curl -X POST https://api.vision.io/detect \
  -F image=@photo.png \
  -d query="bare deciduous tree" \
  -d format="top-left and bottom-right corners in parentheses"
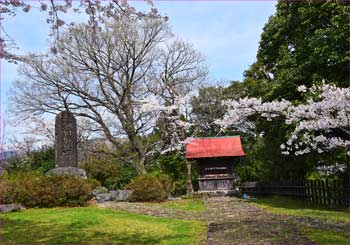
top-left (9, 14), bottom-right (207, 174)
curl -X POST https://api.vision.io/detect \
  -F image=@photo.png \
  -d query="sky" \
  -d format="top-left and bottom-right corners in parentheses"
top-left (1, 0), bottom-right (276, 146)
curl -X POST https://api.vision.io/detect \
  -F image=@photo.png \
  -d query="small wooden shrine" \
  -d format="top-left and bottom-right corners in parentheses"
top-left (186, 136), bottom-right (245, 192)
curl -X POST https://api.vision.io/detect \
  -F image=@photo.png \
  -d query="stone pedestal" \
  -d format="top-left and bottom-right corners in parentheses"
top-left (46, 166), bottom-right (87, 179)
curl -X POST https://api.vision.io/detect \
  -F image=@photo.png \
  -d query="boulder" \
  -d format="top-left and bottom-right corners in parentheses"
top-left (45, 167), bottom-right (87, 179)
top-left (95, 190), bottom-right (133, 203)
top-left (112, 190), bottom-right (133, 201)
top-left (95, 193), bottom-right (114, 203)
top-left (0, 204), bottom-right (25, 213)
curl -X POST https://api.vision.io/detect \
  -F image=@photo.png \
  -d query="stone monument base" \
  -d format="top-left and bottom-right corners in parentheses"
top-left (46, 167), bottom-right (87, 179)
top-left (196, 190), bottom-right (240, 197)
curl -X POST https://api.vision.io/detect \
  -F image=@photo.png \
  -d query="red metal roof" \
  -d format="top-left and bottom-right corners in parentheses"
top-left (185, 136), bottom-right (245, 159)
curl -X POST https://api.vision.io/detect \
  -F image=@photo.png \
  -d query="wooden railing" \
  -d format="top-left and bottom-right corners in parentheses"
top-left (240, 180), bottom-right (350, 208)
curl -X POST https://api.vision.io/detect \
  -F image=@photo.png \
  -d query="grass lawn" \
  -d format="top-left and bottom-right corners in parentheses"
top-left (304, 228), bottom-right (350, 245)
top-left (249, 195), bottom-right (350, 244)
top-left (0, 206), bottom-right (207, 244)
top-left (250, 195), bottom-right (350, 223)
top-left (158, 198), bottom-right (206, 212)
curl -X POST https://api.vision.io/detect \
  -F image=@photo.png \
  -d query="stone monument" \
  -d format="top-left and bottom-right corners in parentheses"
top-left (55, 110), bottom-right (77, 168)
top-left (46, 110), bottom-right (86, 179)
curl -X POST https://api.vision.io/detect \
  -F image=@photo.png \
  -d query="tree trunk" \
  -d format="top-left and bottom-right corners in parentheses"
top-left (135, 158), bottom-right (147, 175)
top-left (185, 159), bottom-right (193, 195)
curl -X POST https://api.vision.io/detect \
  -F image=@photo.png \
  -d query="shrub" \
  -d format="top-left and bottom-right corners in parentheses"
top-left (150, 172), bottom-right (173, 195)
top-left (82, 159), bottom-right (137, 190)
top-left (147, 154), bottom-right (201, 195)
top-left (126, 173), bottom-right (173, 202)
top-left (4, 147), bottom-right (55, 174)
top-left (147, 154), bottom-right (188, 196)
top-left (0, 173), bottom-right (93, 207)
top-left (30, 147), bottom-right (55, 173)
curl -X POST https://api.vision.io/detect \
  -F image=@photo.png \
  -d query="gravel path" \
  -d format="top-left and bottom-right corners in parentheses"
top-left (98, 196), bottom-right (349, 244)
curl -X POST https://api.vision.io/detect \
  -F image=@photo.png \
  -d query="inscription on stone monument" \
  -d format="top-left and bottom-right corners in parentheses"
top-left (55, 110), bottom-right (77, 167)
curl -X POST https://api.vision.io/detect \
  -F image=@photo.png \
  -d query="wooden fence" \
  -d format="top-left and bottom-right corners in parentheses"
top-left (240, 180), bottom-right (350, 208)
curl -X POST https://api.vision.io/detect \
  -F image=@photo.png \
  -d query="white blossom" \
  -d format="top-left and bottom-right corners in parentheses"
top-left (297, 85), bottom-right (307, 93)
top-left (218, 83), bottom-right (350, 156)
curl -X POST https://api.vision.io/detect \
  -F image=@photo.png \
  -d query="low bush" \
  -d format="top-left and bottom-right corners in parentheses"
top-left (126, 173), bottom-right (173, 202)
top-left (82, 159), bottom-right (137, 190)
top-left (147, 154), bottom-right (202, 195)
top-left (5, 147), bottom-right (55, 174)
top-left (0, 173), bottom-right (93, 207)
top-left (147, 154), bottom-right (190, 196)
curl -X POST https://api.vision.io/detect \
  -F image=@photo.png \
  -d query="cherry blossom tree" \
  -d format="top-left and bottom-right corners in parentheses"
top-left (9, 12), bottom-right (207, 174)
top-left (140, 93), bottom-right (197, 193)
top-left (1, 0), bottom-right (161, 174)
top-left (281, 84), bottom-right (350, 157)
top-left (215, 83), bottom-right (350, 190)
top-left (216, 83), bottom-right (350, 157)
top-left (1, 0), bottom-right (158, 62)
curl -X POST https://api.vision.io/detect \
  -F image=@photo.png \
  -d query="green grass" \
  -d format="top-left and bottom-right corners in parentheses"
top-left (159, 198), bottom-right (206, 212)
top-left (249, 195), bottom-right (350, 223)
top-left (0, 207), bottom-right (207, 244)
top-left (303, 228), bottom-right (350, 244)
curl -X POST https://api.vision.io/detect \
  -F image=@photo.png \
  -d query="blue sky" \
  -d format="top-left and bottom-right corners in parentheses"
top-left (1, 0), bottom-right (276, 142)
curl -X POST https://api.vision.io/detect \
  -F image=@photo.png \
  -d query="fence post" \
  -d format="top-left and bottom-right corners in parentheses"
top-left (311, 180), bottom-right (316, 205)
top-left (326, 179), bottom-right (330, 207)
top-left (331, 180), bottom-right (336, 208)
top-left (314, 180), bottom-right (318, 205)
top-left (301, 179), bottom-right (307, 202)
top-left (306, 180), bottom-right (309, 203)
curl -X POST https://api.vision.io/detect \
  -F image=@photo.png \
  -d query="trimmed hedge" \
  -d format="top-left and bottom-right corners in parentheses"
top-left (0, 173), bottom-right (94, 207)
top-left (126, 173), bottom-right (172, 202)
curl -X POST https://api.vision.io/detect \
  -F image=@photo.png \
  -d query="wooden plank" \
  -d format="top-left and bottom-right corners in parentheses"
top-left (311, 180), bottom-right (316, 204)
top-left (314, 180), bottom-right (318, 205)
top-left (345, 180), bottom-right (350, 208)
top-left (306, 180), bottom-right (310, 203)
top-left (316, 180), bottom-right (321, 205)
top-left (326, 179), bottom-right (331, 207)
top-left (331, 180), bottom-right (336, 207)
top-left (308, 180), bottom-right (312, 204)
top-left (303, 180), bottom-right (307, 204)
top-left (337, 181), bottom-right (343, 207)
top-left (321, 180), bottom-right (326, 206)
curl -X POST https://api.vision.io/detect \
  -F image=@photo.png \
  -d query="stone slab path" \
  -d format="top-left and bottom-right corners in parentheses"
top-left (98, 197), bottom-right (349, 244)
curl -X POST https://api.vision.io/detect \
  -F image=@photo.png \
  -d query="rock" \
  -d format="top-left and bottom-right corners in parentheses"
top-left (45, 167), bottom-right (87, 179)
top-left (95, 193), bottom-right (113, 203)
top-left (92, 186), bottom-right (108, 196)
top-left (95, 190), bottom-right (133, 203)
top-left (0, 204), bottom-right (25, 213)
top-left (113, 190), bottom-right (133, 202)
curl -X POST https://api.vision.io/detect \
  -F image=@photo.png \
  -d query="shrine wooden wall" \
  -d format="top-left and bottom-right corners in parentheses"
top-left (196, 157), bottom-right (238, 191)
